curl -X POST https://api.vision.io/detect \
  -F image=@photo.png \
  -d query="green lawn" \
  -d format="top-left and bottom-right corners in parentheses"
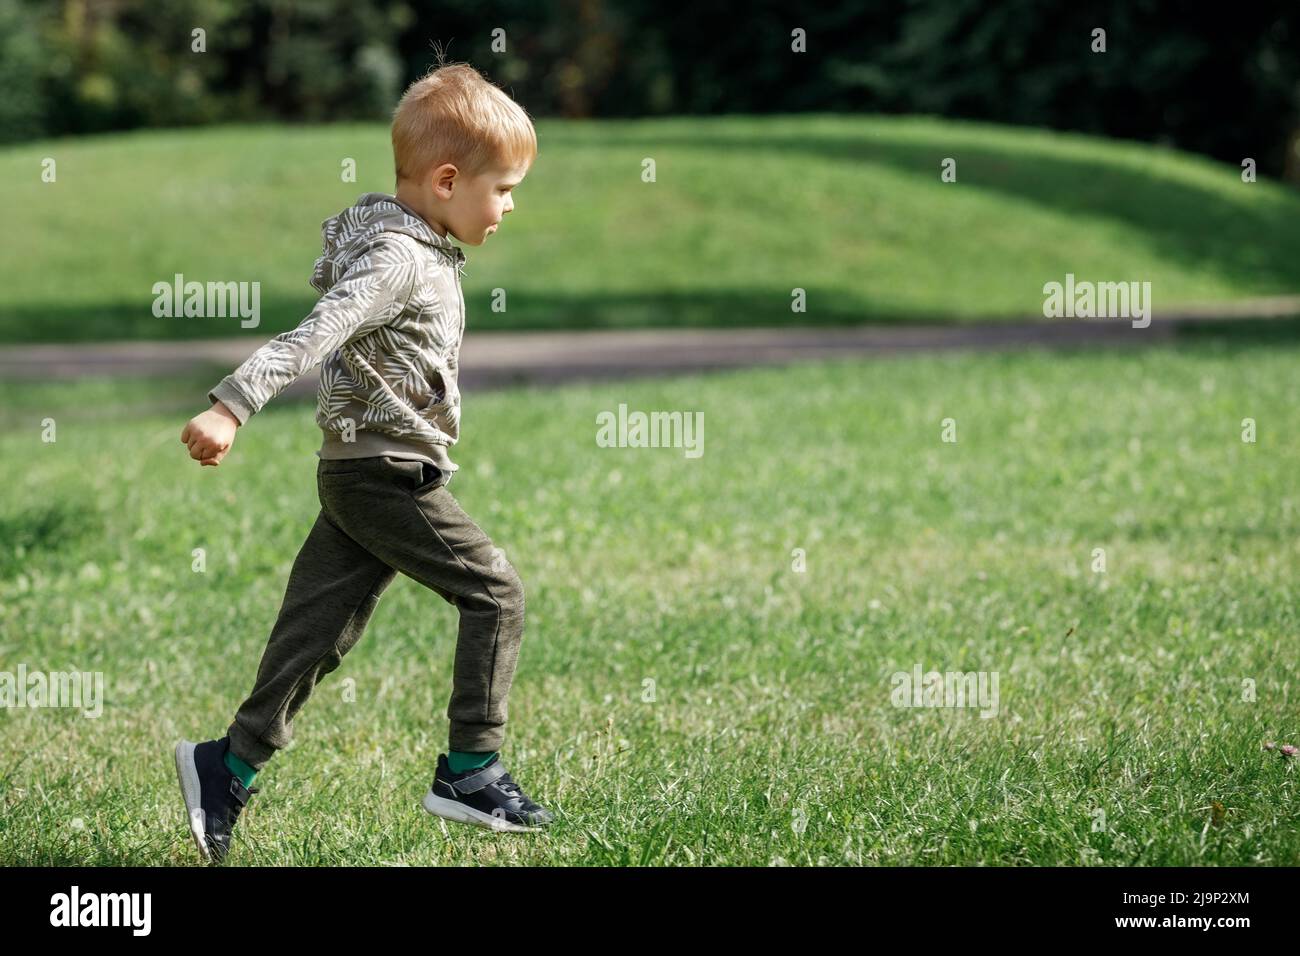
top-left (3, 115), bottom-right (1299, 342)
top-left (1, 338), bottom-right (1298, 865)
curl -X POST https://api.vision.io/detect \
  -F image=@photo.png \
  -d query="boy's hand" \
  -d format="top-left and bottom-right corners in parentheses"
top-left (181, 402), bottom-right (240, 466)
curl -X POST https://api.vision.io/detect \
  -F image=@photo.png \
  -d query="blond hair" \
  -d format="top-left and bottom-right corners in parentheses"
top-left (391, 61), bottom-right (537, 185)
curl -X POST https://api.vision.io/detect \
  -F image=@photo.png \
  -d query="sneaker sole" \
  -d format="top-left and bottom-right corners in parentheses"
top-left (421, 789), bottom-right (548, 833)
top-left (173, 740), bottom-right (212, 863)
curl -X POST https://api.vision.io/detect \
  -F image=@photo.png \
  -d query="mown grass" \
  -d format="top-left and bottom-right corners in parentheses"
top-left (1, 337), bottom-right (1298, 865)
top-left (3, 114), bottom-right (1298, 342)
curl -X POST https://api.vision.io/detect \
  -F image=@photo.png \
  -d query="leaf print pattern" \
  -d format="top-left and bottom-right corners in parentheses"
top-left (208, 193), bottom-right (469, 457)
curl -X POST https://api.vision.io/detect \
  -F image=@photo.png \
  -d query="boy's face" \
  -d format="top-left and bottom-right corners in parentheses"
top-left (440, 161), bottom-right (529, 246)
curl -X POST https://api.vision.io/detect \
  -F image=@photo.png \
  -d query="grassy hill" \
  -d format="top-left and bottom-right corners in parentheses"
top-left (2, 115), bottom-right (1299, 343)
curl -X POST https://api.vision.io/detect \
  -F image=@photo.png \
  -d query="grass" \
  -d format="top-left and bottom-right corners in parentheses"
top-left (3, 115), bottom-right (1299, 343)
top-left (1, 337), bottom-right (1298, 865)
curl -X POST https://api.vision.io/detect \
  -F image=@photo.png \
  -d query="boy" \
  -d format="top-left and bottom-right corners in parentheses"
top-left (174, 62), bottom-right (550, 864)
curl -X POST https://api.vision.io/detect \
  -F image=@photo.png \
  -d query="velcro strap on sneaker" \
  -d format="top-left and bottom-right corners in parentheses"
top-left (449, 762), bottom-right (507, 796)
top-left (229, 776), bottom-right (253, 806)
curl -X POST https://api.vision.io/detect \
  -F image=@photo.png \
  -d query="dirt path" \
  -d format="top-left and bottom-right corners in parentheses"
top-left (1, 302), bottom-right (1296, 397)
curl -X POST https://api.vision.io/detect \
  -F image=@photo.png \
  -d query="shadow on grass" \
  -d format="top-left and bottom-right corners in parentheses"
top-left (0, 502), bottom-right (104, 578)
top-left (0, 290), bottom-right (933, 344)
top-left (9, 297), bottom-right (1300, 348)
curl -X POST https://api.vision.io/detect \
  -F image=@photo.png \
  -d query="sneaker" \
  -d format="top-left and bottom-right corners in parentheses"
top-left (421, 753), bottom-right (554, 833)
top-left (174, 736), bottom-right (260, 863)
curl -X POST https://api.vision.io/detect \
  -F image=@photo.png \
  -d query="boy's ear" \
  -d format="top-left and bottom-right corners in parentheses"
top-left (432, 163), bottom-right (459, 195)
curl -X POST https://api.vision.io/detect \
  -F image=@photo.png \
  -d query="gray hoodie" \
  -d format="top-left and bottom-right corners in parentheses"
top-left (208, 193), bottom-right (468, 475)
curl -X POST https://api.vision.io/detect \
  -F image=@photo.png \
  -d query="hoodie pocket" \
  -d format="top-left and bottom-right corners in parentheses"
top-left (415, 362), bottom-right (459, 438)
top-left (421, 367), bottom-right (449, 410)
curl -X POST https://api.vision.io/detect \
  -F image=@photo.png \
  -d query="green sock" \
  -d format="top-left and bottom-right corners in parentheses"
top-left (224, 749), bottom-right (258, 788)
top-left (448, 750), bottom-right (497, 773)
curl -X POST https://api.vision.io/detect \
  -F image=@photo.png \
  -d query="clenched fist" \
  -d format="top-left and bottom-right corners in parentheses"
top-left (182, 401), bottom-right (240, 466)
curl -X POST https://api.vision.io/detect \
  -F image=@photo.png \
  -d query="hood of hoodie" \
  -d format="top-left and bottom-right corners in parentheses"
top-left (311, 192), bottom-right (466, 294)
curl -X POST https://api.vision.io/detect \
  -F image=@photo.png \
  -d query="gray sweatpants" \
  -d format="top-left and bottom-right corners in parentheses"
top-left (226, 455), bottom-right (526, 769)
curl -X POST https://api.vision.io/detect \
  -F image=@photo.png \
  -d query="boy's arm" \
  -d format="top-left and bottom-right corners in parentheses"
top-left (207, 235), bottom-right (419, 424)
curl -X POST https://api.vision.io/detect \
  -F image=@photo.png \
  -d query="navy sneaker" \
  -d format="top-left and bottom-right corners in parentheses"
top-left (422, 753), bottom-right (554, 832)
top-left (174, 736), bottom-right (259, 863)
